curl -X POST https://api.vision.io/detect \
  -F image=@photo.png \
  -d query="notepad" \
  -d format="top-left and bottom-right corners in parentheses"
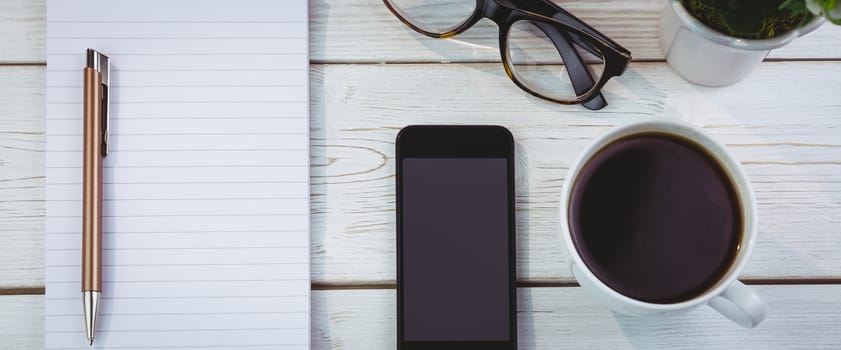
top-left (45, 1), bottom-right (310, 348)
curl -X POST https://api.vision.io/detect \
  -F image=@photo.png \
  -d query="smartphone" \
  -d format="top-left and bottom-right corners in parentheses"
top-left (396, 125), bottom-right (517, 350)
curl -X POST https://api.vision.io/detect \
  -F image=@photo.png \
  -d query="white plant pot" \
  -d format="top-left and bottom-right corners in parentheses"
top-left (659, 0), bottom-right (824, 86)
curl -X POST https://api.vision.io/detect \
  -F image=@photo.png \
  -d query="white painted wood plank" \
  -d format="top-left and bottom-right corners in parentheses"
top-left (308, 61), bottom-right (841, 284)
top-left (0, 295), bottom-right (44, 350)
top-left (312, 286), bottom-right (841, 349)
top-left (0, 0), bottom-right (45, 63)
top-left (3, 286), bottom-right (840, 349)
top-left (0, 66), bottom-right (44, 288)
top-left (774, 25), bottom-right (841, 60)
top-left (2, 62), bottom-right (841, 287)
top-left (311, 0), bottom-right (841, 63)
top-left (2, 0), bottom-right (840, 63)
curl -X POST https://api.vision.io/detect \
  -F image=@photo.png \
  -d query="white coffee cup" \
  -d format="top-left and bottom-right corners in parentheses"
top-left (559, 119), bottom-right (766, 328)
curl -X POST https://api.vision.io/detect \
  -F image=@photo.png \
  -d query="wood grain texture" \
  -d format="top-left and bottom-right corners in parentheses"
top-left (0, 66), bottom-right (44, 289)
top-left (3, 0), bottom-right (841, 64)
top-left (3, 285), bottom-right (840, 350)
top-left (310, 0), bottom-right (841, 63)
top-left (0, 1), bottom-right (839, 349)
top-left (311, 286), bottom-right (841, 349)
top-left (0, 295), bottom-right (43, 350)
top-left (308, 61), bottom-right (841, 284)
top-left (1, 62), bottom-right (841, 287)
top-left (0, 0), bottom-right (45, 64)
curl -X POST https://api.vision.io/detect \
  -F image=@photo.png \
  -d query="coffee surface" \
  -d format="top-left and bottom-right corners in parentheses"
top-left (570, 134), bottom-right (741, 303)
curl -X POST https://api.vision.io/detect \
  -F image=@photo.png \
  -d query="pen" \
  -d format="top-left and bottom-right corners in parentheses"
top-left (82, 48), bottom-right (110, 346)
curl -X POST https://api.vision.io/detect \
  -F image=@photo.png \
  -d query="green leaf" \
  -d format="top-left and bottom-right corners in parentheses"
top-left (780, 0), bottom-right (807, 12)
top-left (816, 0), bottom-right (837, 8)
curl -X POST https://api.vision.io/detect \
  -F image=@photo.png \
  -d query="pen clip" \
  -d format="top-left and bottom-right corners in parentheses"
top-left (87, 49), bottom-right (110, 157)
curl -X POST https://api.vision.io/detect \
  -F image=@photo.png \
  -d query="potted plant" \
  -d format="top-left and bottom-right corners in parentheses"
top-left (659, 0), bottom-right (840, 86)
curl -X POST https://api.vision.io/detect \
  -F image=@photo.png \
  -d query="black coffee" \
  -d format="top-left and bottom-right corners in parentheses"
top-left (570, 133), bottom-right (742, 304)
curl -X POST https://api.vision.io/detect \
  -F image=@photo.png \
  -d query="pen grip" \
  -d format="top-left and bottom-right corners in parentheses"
top-left (82, 67), bottom-right (103, 292)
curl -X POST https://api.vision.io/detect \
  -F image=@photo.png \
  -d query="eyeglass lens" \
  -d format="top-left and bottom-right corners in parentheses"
top-left (385, 0), bottom-right (615, 105)
top-left (507, 20), bottom-right (605, 102)
top-left (385, 0), bottom-right (476, 34)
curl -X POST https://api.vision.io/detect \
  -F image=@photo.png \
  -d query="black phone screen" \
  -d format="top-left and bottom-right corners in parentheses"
top-left (401, 157), bottom-right (511, 341)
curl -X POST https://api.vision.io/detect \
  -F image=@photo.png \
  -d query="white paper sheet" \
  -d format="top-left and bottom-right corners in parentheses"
top-left (45, 1), bottom-right (310, 348)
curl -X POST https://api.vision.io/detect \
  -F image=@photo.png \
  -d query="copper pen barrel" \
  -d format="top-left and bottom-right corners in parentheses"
top-left (82, 67), bottom-right (103, 292)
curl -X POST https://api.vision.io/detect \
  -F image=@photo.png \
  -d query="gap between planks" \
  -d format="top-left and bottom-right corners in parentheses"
top-left (311, 278), bottom-right (841, 290)
top-left (3, 51), bottom-right (840, 295)
top-left (2, 279), bottom-right (840, 296)
top-left (0, 62), bottom-right (45, 66)
top-left (308, 57), bottom-right (841, 65)
top-left (4, 57), bottom-right (841, 67)
top-left (0, 287), bottom-right (45, 296)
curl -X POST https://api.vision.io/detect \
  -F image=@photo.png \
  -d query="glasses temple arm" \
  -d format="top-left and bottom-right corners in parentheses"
top-left (535, 22), bottom-right (607, 110)
top-left (521, 1), bottom-right (629, 56)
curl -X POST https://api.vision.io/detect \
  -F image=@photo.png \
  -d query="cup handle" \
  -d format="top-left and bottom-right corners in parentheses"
top-left (708, 280), bottom-right (766, 328)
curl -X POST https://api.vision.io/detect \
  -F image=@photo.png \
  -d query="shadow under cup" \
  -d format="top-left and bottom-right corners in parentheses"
top-left (567, 131), bottom-right (744, 304)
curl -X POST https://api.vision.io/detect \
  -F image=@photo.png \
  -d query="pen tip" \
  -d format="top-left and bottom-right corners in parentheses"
top-left (83, 291), bottom-right (100, 347)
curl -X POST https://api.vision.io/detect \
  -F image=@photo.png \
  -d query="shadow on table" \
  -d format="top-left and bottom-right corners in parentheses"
top-left (400, 18), bottom-right (668, 116)
top-left (308, 1), bottom-right (333, 345)
top-left (515, 138), bottom-right (538, 348)
top-left (515, 139), bottom-right (536, 285)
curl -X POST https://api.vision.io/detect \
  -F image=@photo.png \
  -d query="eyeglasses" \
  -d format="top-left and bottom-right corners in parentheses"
top-left (383, 0), bottom-right (632, 110)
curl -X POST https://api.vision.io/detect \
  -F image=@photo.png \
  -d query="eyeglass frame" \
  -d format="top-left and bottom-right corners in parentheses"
top-left (384, 0), bottom-right (632, 110)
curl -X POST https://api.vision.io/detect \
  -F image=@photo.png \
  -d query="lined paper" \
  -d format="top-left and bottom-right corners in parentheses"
top-left (45, 1), bottom-right (310, 348)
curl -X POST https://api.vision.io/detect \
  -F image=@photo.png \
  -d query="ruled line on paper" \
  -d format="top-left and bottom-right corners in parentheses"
top-left (48, 20), bottom-right (308, 23)
top-left (46, 165), bottom-right (308, 169)
top-left (46, 263), bottom-right (310, 267)
top-left (46, 327), bottom-right (310, 333)
top-left (49, 36), bottom-right (307, 39)
top-left (47, 85), bottom-right (308, 88)
top-left (46, 68), bottom-right (306, 72)
top-left (46, 279), bottom-right (310, 284)
top-left (46, 345), bottom-right (308, 350)
top-left (45, 198), bottom-right (310, 202)
top-left (47, 52), bottom-right (308, 56)
top-left (45, 0), bottom-right (310, 348)
top-left (46, 117), bottom-right (307, 120)
top-left (47, 100), bottom-right (309, 104)
top-left (46, 229), bottom-right (307, 234)
top-left (46, 295), bottom-right (311, 301)
top-left (46, 246), bottom-right (310, 251)
top-left (46, 181), bottom-right (310, 185)
top-left (48, 132), bottom-right (309, 136)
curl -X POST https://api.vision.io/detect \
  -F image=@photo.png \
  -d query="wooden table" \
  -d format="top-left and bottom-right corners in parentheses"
top-left (2, 0), bottom-right (841, 348)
